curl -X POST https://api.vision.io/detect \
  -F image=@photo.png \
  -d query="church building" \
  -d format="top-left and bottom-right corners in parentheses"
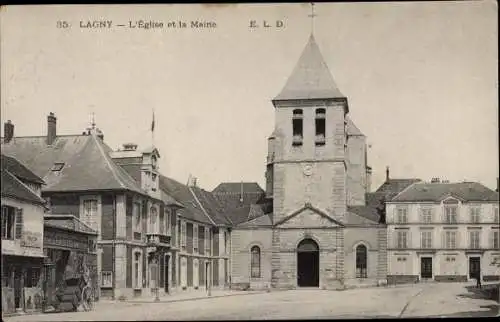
top-left (228, 34), bottom-right (388, 290)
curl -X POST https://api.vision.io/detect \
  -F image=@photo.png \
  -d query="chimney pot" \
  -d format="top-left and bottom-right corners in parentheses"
top-left (3, 120), bottom-right (14, 143)
top-left (47, 113), bottom-right (57, 145)
top-left (386, 166), bottom-right (390, 181)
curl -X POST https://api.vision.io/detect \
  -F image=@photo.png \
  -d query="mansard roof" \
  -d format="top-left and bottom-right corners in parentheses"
top-left (274, 34), bottom-right (345, 102)
top-left (391, 181), bottom-right (499, 203)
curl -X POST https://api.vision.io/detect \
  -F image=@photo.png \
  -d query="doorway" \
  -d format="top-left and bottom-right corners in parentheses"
top-left (164, 255), bottom-right (169, 293)
top-left (420, 257), bottom-right (433, 279)
top-left (297, 239), bottom-right (319, 287)
top-left (469, 257), bottom-right (481, 279)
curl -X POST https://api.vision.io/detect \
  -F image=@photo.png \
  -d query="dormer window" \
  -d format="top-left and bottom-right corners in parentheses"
top-left (292, 109), bottom-right (303, 146)
top-left (315, 108), bottom-right (326, 146)
top-left (51, 162), bottom-right (65, 171)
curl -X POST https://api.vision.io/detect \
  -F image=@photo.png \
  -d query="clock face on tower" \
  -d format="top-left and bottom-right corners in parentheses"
top-left (303, 164), bottom-right (313, 176)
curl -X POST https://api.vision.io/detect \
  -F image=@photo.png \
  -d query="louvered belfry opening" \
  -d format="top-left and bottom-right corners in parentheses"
top-left (297, 239), bottom-right (319, 287)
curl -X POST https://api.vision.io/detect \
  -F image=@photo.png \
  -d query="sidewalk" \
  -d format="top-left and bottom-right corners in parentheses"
top-left (96, 289), bottom-right (267, 306)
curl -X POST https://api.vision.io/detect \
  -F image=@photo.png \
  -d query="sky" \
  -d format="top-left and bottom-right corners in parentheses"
top-left (1, 2), bottom-right (498, 192)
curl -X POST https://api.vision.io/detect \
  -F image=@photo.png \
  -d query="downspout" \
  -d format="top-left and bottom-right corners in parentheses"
top-left (112, 194), bottom-right (117, 300)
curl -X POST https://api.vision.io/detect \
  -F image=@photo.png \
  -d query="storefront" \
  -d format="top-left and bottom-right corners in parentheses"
top-left (43, 215), bottom-right (98, 310)
top-left (1, 254), bottom-right (45, 315)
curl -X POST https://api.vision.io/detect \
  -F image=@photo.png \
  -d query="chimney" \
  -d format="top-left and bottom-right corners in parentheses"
top-left (122, 143), bottom-right (138, 151)
top-left (240, 181), bottom-right (244, 203)
top-left (3, 120), bottom-right (14, 143)
top-left (47, 112), bottom-right (57, 145)
top-left (188, 176), bottom-right (197, 187)
top-left (386, 166), bottom-right (390, 181)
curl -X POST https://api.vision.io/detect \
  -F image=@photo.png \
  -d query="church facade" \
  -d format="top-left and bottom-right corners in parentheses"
top-left (228, 35), bottom-right (389, 290)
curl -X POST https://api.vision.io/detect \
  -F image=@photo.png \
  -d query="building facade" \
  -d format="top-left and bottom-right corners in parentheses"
top-left (386, 181), bottom-right (500, 284)
top-left (1, 154), bottom-right (47, 315)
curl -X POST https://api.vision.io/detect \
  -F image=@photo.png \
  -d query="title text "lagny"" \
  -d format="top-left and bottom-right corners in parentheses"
top-left (80, 20), bottom-right (113, 29)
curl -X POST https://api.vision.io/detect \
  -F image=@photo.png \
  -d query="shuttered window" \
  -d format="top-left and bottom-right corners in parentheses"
top-left (1, 206), bottom-right (17, 240)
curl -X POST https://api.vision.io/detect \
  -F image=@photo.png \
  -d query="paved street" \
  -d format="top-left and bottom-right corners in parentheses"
top-left (4, 282), bottom-right (498, 321)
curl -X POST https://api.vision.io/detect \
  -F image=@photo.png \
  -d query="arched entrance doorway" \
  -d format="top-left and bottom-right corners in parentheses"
top-left (297, 239), bottom-right (319, 287)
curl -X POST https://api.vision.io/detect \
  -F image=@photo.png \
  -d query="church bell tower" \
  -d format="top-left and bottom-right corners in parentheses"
top-left (268, 34), bottom-right (349, 224)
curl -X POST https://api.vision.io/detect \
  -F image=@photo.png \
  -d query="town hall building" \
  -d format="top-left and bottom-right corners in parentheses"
top-left (226, 34), bottom-right (389, 290)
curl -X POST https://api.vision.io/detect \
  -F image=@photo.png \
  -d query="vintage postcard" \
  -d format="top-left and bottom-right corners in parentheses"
top-left (1, 2), bottom-right (498, 321)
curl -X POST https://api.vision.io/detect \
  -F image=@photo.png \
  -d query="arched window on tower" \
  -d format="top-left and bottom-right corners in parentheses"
top-left (356, 244), bottom-right (368, 278)
top-left (250, 246), bottom-right (261, 278)
top-left (292, 109), bottom-right (303, 146)
top-left (315, 108), bottom-right (326, 146)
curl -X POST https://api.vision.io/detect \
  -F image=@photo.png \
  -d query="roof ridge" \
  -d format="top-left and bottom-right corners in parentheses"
top-left (3, 169), bottom-right (46, 205)
top-left (390, 181), bottom-right (420, 201)
top-left (90, 135), bottom-right (126, 190)
top-left (189, 186), bottom-right (217, 226)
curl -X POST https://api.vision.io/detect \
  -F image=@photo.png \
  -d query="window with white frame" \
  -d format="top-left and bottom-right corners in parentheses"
top-left (492, 230), bottom-right (499, 249)
top-left (224, 231), bottom-right (229, 255)
top-left (181, 221), bottom-right (187, 250)
top-left (133, 250), bottom-right (143, 289)
top-left (150, 206), bottom-right (158, 233)
top-left (1, 206), bottom-right (17, 240)
top-left (421, 208), bottom-right (433, 223)
top-left (250, 246), bottom-right (261, 278)
top-left (101, 271), bottom-right (112, 287)
top-left (177, 219), bottom-right (181, 246)
top-left (396, 207), bottom-right (408, 224)
top-left (396, 231), bottom-right (408, 249)
top-left (468, 230), bottom-right (480, 249)
top-left (193, 224), bottom-right (199, 253)
top-left (420, 231), bottom-right (433, 249)
top-left (444, 206), bottom-right (458, 224)
top-left (159, 210), bottom-right (165, 235)
top-left (205, 227), bottom-right (211, 255)
top-left (165, 209), bottom-right (171, 235)
top-left (469, 207), bottom-right (481, 224)
top-left (133, 202), bottom-right (141, 234)
top-left (444, 231), bottom-right (457, 249)
top-left (82, 199), bottom-right (98, 230)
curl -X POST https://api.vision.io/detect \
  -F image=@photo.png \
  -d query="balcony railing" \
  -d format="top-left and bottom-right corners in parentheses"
top-left (146, 233), bottom-right (171, 246)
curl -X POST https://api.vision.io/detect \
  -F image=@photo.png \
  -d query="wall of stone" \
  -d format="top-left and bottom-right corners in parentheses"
top-left (273, 162), bottom-right (346, 224)
top-left (230, 228), bottom-right (273, 289)
top-left (271, 228), bottom-right (343, 289)
top-left (344, 227), bottom-right (386, 283)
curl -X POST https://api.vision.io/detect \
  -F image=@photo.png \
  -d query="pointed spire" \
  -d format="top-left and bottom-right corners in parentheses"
top-left (274, 34), bottom-right (345, 101)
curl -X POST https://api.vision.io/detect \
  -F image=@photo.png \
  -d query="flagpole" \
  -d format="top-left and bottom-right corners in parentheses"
top-left (151, 108), bottom-right (155, 147)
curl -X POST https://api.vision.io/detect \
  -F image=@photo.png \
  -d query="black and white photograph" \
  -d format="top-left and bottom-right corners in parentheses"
top-left (1, 2), bottom-right (498, 320)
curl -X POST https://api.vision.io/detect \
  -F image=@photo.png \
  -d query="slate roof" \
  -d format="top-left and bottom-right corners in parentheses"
top-left (158, 175), bottom-right (214, 225)
top-left (274, 34), bottom-right (345, 101)
top-left (346, 206), bottom-right (380, 225)
top-left (212, 182), bottom-right (266, 225)
top-left (191, 187), bottom-right (232, 226)
top-left (236, 213), bottom-right (273, 228)
top-left (1, 135), bottom-right (145, 194)
top-left (44, 215), bottom-right (97, 235)
top-left (1, 154), bottom-right (45, 184)
top-left (212, 182), bottom-right (264, 194)
top-left (391, 182), bottom-right (499, 202)
top-left (346, 116), bottom-right (364, 136)
top-left (1, 169), bottom-right (46, 205)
